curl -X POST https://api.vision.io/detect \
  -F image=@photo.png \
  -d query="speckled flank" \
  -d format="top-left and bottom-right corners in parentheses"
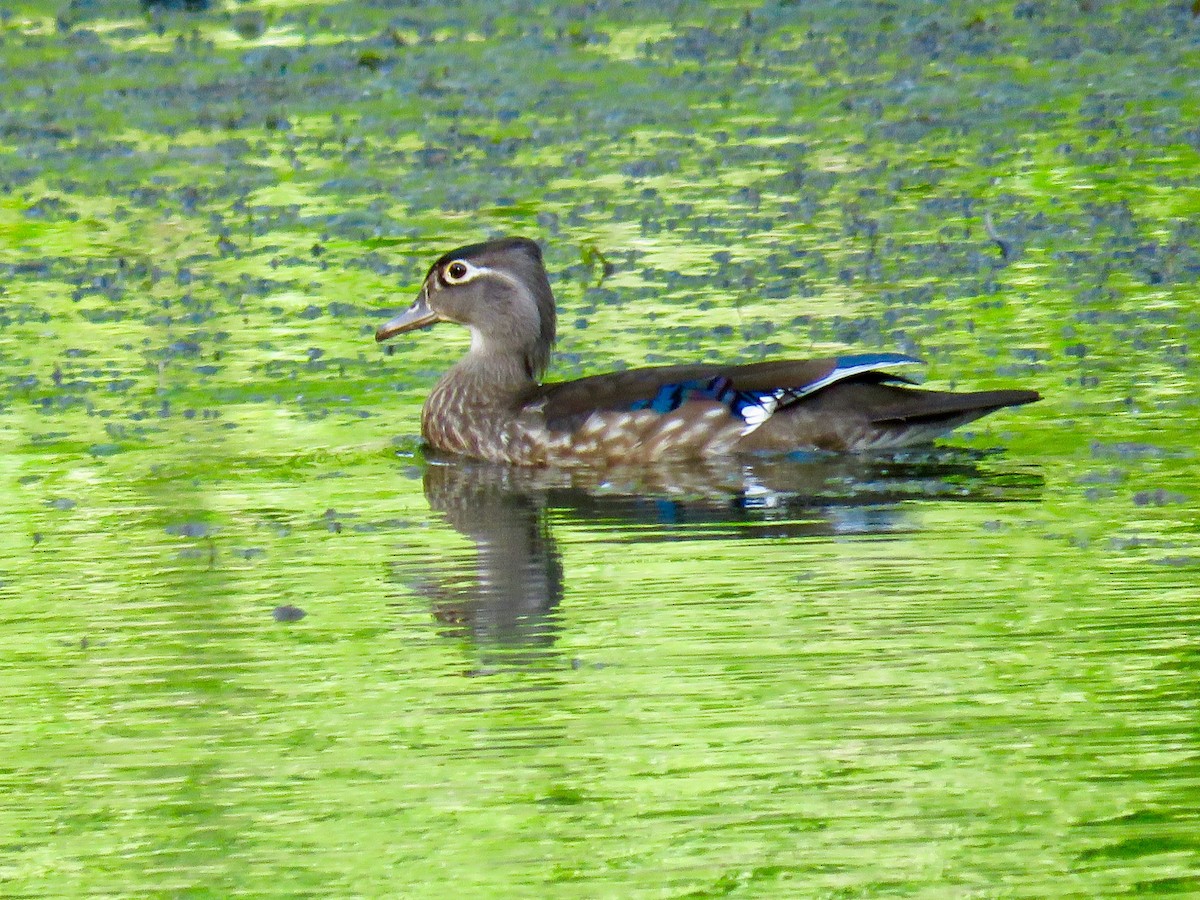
top-left (421, 380), bottom-right (994, 465)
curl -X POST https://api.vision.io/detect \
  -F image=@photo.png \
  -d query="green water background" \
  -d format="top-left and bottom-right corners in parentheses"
top-left (1, 1), bottom-right (1198, 896)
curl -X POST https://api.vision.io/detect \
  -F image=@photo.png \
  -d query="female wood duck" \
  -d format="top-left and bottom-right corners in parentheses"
top-left (376, 237), bottom-right (1040, 466)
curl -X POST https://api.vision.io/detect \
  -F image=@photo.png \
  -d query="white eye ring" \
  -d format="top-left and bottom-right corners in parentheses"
top-left (442, 259), bottom-right (483, 284)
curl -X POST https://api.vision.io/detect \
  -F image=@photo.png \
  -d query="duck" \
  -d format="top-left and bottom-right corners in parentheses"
top-left (375, 237), bottom-right (1040, 466)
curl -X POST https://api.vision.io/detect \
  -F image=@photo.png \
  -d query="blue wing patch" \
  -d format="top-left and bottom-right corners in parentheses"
top-left (627, 354), bottom-right (924, 433)
top-left (628, 376), bottom-right (790, 432)
top-left (629, 377), bottom-right (732, 414)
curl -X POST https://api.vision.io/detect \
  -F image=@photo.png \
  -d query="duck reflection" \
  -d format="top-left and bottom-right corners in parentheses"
top-left (413, 459), bottom-right (564, 651)
top-left (391, 451), bottom-right (1041, 662)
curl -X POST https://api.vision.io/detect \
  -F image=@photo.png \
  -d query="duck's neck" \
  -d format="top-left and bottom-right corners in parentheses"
top-left (444, 348), bottom-right (539, 403)
top-left (421, 348), bottom-right (541, 457)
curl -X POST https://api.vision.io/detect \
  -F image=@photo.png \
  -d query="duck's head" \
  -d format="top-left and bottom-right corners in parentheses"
top-left (376, 237), bottom-right (557, 379)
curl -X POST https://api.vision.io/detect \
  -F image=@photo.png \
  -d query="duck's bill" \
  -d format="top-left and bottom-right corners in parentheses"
top-left (375, 294), bottom-right (443, 342)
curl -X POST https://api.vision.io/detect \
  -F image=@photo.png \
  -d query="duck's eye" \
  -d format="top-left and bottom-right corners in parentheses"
top-left (445, 261), bottom-right (469, 282)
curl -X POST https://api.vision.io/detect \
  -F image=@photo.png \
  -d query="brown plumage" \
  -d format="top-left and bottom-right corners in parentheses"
top-left (375, 238), bottom-right (1040, 466)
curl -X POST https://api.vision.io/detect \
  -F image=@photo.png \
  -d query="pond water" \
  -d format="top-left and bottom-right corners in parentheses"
top-left (2, 1), bottom-right (1198, 896)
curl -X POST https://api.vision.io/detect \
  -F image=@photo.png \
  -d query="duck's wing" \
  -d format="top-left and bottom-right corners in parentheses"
top-left (527, 354), bottom-right (928, 434)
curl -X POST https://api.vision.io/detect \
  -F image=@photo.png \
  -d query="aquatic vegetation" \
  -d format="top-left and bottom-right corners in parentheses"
top-left (1, 1), bottom-right (1197, 896)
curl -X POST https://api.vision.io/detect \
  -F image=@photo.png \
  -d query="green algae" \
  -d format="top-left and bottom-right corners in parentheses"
top-left (1, 0), bottom-right (1199, 896)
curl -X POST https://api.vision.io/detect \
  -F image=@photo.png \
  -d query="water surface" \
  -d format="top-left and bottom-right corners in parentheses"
top-left (2, 1), bottom-right (1198, 895)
